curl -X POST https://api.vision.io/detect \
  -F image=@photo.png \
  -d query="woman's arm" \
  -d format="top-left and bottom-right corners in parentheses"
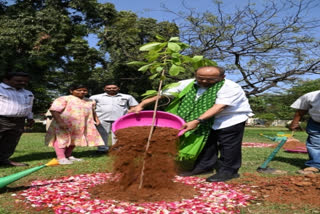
top-left (50, 110), bottom-right (69, 130)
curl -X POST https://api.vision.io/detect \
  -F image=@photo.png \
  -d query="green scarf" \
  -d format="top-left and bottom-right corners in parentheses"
top-left (166, 79), bottom-right (225, 161)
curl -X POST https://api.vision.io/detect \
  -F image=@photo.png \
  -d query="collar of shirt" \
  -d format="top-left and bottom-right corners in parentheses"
top-left (0, 82), bottom-right (23, 91)
top-left (103, 93), bottom-right (121, 97)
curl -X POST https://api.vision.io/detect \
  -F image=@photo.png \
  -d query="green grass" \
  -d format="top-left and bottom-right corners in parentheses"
top-left (0, 128), bottom-right (318, 213)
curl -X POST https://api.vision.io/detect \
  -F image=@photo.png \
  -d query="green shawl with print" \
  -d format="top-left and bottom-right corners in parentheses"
top-left (166, 79), bottom-right (225, 161)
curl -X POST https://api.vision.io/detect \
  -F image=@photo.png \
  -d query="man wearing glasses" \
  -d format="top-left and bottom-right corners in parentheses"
top-left (129, 66), bottom-right (252, 182)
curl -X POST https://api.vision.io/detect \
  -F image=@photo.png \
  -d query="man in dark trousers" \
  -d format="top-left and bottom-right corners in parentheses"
top-left (0, 72), bottom-right (34, 166)
top-left (129, 66), bottom-right (252, 182)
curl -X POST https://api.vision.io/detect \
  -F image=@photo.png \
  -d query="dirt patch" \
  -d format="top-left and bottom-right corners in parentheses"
top-left (89, 126), bottom-right (198, 202)
top-left (231, 173), bottom-right (320, 208)
top-left (89, 127), bottom-right (316, 208)
top-left (282, 137), bottom-right (307, 152)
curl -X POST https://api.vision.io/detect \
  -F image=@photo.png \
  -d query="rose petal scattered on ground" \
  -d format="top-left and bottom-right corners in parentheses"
top-left (242, 142), bottom-right (275, 148)
top-left (13, 173), bottom-right (254, 214)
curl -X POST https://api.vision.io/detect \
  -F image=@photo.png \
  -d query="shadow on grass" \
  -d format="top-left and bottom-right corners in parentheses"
top-left (0, 185), bottom-right (30, 193)
top-left (10, 150), bottom-right (108, 163)
top-left (272, 156), bottom-right (306, 169)
top-left (0, 179), bottom-right (77, 194)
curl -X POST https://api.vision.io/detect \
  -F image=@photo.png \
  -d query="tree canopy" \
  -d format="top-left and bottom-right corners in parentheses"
top-left (250, 79), bottom-right (320, 121)
top-left (165, 0), bottom-right (320, 96)
top-left (0, 0), bottom-right (179, 112)
top-left (0, 0), bottom-right (118, 112)
top-left (1, 0), bottom-right (320, 114)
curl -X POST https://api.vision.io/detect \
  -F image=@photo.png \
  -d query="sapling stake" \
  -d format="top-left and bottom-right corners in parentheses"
top-left (138, 69), bottom-right (165, 189)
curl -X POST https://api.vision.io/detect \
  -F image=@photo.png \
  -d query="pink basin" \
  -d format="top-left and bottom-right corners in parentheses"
top-left (112, 110), bottom-right (186, 136)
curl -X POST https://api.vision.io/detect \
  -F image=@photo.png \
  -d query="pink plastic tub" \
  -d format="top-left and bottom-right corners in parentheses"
top-left (112, 110), bottom-right (186, 136)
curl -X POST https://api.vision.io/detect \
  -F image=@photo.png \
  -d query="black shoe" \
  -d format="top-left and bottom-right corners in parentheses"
top-left (179, 168), bottom-right (212, 177)
top-left (94, 150), bottom-right (108, 155)
top-left (0, 160), bottom-right (29, 167)
top-left (206, 173), bottom-right (240, 182)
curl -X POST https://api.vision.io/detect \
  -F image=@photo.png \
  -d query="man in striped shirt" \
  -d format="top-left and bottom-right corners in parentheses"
top-left (0, 72), bottom-right (34, 166)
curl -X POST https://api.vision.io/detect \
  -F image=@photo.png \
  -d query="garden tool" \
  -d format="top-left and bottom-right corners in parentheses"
top-left (257, 133), bottom-right (289, 174)
top-left (0, 158), bottom-right (59, 189)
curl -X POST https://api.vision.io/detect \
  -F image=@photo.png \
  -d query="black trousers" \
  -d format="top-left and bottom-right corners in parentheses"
top-left (0, 117), bottom-right (25, 162)
top-left (193, 121), bottom-right (246, 174)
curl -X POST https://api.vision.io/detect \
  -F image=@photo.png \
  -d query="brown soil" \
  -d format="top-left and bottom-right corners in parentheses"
top-left (282, 137), bottom-right (307, 152)
top-left (89, 126), bottom-right (198, 202)
top-left (231, 173), bottom-right (320, 208)
top-left (89, 126), bottom-right (318, 209)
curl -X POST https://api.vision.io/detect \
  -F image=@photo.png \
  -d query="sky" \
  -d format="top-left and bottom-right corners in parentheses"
top-left (88, 0), bottom-right (260, 47)
top-left (99, 0), bottom-right (235, 21)
top-left (90, 0), bottom-right (319, 45)
top-left (90, 0), bottom-right (320, 85)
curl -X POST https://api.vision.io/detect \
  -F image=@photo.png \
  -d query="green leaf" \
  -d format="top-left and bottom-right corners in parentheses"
top-left (146, 52), bottom-right (160, 62)
top-left (156, 66), bottom-right (163, 72)
top-left (141, 90), bottom-right (157, 97)
top-left (155, 35), bottom-right (166, 41)
top-left (192, 55), bottom-right (204, 62)
top-left (203, 59), bottom-right (217, 66)
top-left (139, 42), bottom-right (162, 51)
top-left (127, 61), bottom-right (147, 66)
top-left (149, 73), bottom-right (159, 79)
top-left (171, 53), bottom-right (181, 58)
top-left (167, 42), bottom-right (181, 52)
top-left (169, 37), bottom-right (180, 42)
top-left (169, 64), bottom-right (185, 76)
top-left (138, 63), bottom-right (153, 72)
top-left (182, 55), bottom-right (192, 63)
top-left (162, 82), bottom-right (181, 91)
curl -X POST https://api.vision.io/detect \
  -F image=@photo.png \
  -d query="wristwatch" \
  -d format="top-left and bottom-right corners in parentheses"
top-left (196, 118), bottom-right (205, 123)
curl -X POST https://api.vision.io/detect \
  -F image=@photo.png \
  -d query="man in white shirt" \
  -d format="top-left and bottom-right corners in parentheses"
top-left (0, 72), bottom-right (34, 166)
top-left (130, 66), bottom-right (252, 182)
top-left (289, 90), bottom-right (320, 174)
top-left (90, 83), bottom-right (139, 154)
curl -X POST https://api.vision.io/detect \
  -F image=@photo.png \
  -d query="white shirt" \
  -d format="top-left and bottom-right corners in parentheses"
top-left (90, 93), bottom-right (139, 121)
top-left (0, 83), bottom-right (34, 119)
top-left (164, 79), bottom-right (253, 130)
top-left (290, 90), bottom-right (320, 123)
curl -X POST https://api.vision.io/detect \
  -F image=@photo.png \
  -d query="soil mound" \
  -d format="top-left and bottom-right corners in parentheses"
top-left (89, 126), bottom-right (198, 202)
top-left (232, 173), bottom-right (320, 208)
top-left (283, 137), bottom-right (307, 152)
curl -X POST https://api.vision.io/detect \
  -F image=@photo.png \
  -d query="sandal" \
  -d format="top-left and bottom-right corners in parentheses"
top-left (58, 158), bottom-right (73, 165)
top-left (68, 156), bottom-right (83, 162)
top-left (297, 167), bottom-right (319, 175)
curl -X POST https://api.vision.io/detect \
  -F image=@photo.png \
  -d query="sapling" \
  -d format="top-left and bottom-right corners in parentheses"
top-left (128, 35), bottom-right (217, 189)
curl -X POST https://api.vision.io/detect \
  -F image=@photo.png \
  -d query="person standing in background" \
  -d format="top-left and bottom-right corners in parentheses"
top-left (0, 72), bottom-right (34, 166)
top-left (90, 82), bottom-right (139, 154)
top-left (45, 84), bottom-right (104, 164)
top-left (289, 90), bottom-right (320, 174)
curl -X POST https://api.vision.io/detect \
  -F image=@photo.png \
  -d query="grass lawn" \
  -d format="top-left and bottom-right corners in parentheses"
top-left (0, 127), bottom-right (317, 213)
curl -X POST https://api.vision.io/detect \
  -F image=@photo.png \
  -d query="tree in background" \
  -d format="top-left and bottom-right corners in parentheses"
top-left (0, 0), bottom-right (117, 113)
top-left (250, 79), bottom-right (320, 122)
top-left (164, 0), bottom-right (320, 96)
top-left (97, 10), bottom-right (180, 98)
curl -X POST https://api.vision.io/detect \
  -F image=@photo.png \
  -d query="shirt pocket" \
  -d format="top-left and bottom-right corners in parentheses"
top-left (24, 94), bottom-right (34, 105)
top-left (118, 98), bottom-right (128, 106)
top-left (0, 94), bottom-right (9, 103)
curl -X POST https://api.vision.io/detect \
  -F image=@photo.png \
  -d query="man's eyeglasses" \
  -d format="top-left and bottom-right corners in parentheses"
top-left (196, 77), bottom-right (221, 82)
